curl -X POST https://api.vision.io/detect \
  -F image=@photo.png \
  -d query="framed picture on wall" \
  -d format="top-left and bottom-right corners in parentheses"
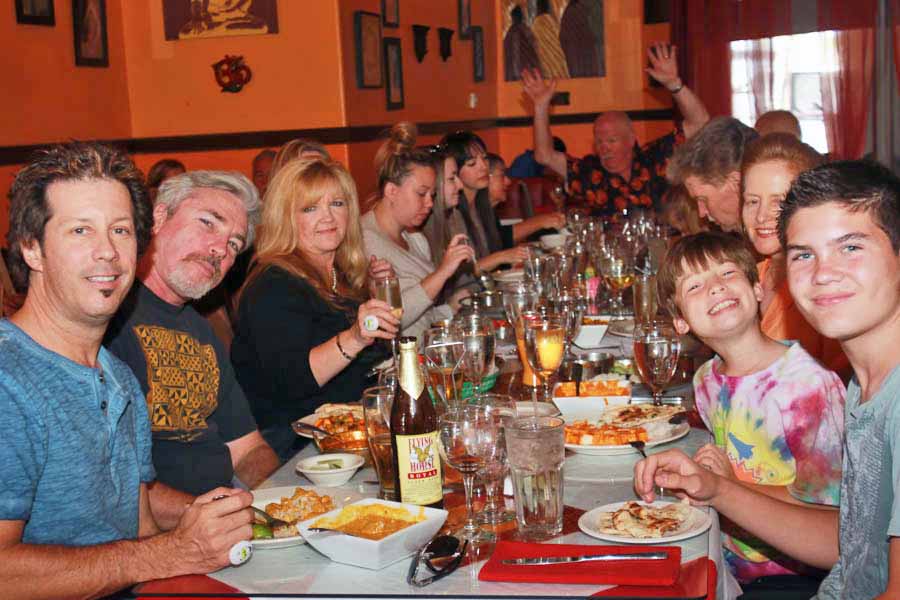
top-left (383, 37), bottom-right (404, 110)
top-left (382, 0), bottom-right (399, 28)
top-left (458, 0), bottom-right (471, 39)
top-left (15, 0), bottom-right (55, 25)
top-left (162, 0), bottom-right (278, 41)
top-left (472, 26), bottom-right (484, 82)
top-left (354, 11), bottom-right (383, 89)
top-left (73, 0), bottom-right (108, 67)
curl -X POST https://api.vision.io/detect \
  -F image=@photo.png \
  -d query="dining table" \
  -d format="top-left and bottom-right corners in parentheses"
top-left (136, 323), bottom-right (742, 600)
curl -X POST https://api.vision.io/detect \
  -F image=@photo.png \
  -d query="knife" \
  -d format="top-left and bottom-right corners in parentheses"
top-left (502, 551), bottom-right (668, 565)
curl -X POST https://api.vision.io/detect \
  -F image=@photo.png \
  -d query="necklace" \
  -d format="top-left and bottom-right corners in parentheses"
top-left (331, 265), bottom-right (338, 293)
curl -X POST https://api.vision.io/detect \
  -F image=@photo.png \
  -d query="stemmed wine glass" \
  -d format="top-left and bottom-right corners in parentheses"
top-left (633, 320), bottom-right (682, 406)
top-left (550, 287), bottom-right (585, 357)
top-left (374, 275), bottom-right (403, 364)
top-left (522, 314), bottom-right (566, 413)
top-left (437, 406), bottom-right (501, 544)
top-left (422, 326), bottom-right (465, 410)
top-left (471, 393), bottom-right (517, 525)
top-left (598, 236), bottom-right (635, 318)
top-left (455, 315), bottom-right (495, 402)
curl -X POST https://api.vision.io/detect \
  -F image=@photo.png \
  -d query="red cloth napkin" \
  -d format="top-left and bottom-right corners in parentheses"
top-left (479, 540), bottom-right (681, 586)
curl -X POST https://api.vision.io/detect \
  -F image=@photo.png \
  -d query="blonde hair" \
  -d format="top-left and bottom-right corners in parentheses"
top-left (270, 138), bottom-right (331, 179)
top-left (374, 122), bottom-right (435, 197)
top-left (247, 158), bottom-right (369, 310)
top-left (660, 184), bottom-right (705, 236)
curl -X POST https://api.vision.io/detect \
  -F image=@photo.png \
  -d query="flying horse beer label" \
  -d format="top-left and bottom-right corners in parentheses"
top-left (396, 431), bottom-right (443, 504)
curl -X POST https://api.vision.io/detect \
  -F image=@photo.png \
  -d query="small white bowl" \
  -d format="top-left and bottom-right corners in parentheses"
top-left (540, 233), bottom-right (566, 249)
top-left (514, 401), bottom-right (561, 418)
top-left (295, 453), bottom-right (364, 487)
top-left (297, 498), bottom-right (448, 570)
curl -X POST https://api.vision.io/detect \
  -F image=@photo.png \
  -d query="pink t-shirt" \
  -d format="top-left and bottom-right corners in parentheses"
top-left (693, 342), bottom-right (846, 582)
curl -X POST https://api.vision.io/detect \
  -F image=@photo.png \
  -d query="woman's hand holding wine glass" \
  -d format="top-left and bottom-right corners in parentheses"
top-left (349, 299), bottom-right (400, 347)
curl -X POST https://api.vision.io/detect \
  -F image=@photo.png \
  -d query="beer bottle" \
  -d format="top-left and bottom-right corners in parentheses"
top-left (391, 336), bottom-right (444, 508)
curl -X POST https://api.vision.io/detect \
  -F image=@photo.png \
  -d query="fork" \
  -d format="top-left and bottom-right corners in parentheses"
top-left (629, 441), bottom-right (667, 500)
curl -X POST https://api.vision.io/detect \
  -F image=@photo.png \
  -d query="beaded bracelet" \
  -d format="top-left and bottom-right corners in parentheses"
top-left (335, 334), bottom-right (353, 361)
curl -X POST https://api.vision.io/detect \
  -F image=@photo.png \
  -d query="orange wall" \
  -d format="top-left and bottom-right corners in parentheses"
top-left (0, 0), bottom-right (131, 146)
top-left (120, 1), bottom-right (346, 137)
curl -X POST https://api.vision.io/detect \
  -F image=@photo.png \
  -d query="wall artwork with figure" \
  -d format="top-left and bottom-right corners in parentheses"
top-left (384, 37), bottom-right (404, 110)
top-left (501, 0), bottom-right (605, 81)
top-left (16, 0), bottom-right (55, 25)
top-left (73, 0), bottom-right (108, 67)
top-left (355, 11), bottom-right (383, 89)
top-left (163, 0), bottom-right (279, 41)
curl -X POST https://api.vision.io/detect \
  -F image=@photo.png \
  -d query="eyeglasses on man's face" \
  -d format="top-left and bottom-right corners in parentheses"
top-left (406, 534), bottom-right (468, 587)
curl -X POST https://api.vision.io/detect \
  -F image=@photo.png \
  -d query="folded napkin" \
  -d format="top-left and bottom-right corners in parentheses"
top-left (479, 540), bottom-right (681, 586)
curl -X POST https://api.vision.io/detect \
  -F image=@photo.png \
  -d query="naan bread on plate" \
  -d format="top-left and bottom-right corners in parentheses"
top-left (598, 404), bottom-right (682, 428)
top-left (595, 501), bottom-right (691, 539)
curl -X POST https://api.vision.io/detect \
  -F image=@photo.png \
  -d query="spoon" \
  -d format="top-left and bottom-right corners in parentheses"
top-left (305, 526), bottom-right (372, 539)
top-left (251, 506), bottom-right (292, 530)
top-left (292, 420), bottom-right (333, 438)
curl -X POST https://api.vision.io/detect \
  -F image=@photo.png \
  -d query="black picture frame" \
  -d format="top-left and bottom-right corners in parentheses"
top-left (458, 0), bottom-right (471, 40)
top-left (381, 0), bottom-right (399, 28)
top-left (15, 0), bottom-right (55, 25)
top-left (354, 10), bottom-right (383, 89)
top-left (471, 26), bottom-right (484, 82)
top-left (383, 37), bottom-right (404, 110)
top-left (73, 0), bottom-right (108, 67)
top-left (643, 0), bottom-right (670, 24)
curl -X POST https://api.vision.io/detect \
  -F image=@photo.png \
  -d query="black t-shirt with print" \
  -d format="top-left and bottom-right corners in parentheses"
top-left (105, 282), bottom-right (257, 495)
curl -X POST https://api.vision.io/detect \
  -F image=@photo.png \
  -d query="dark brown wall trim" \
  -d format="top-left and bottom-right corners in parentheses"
top-left (0, 109), bottom-right (673, 166)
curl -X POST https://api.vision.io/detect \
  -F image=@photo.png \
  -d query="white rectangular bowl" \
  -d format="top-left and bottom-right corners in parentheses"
top-left (296, 498), bottom-right (448, 570)
top-left (552, 394), bottom-right (631, 422)
top-left (573, 322), bottom-right (611, 349)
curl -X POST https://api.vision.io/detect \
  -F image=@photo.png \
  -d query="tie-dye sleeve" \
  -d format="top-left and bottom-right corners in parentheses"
top-left (782, 369), bottom-right (846, 505)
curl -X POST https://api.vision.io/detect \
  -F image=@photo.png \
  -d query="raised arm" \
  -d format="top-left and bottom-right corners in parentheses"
top-left (635, 449), bottom-right (839, 569)
top-left (646, 42), bottom-right (709, 139)
top-left (521, 68), bottom-right (567, 178)
top-left (0, 486), bottom-right (252, 600)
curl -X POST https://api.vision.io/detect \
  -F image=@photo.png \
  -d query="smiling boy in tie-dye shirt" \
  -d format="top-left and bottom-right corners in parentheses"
top-left (656, 231), bottom-right (845, 584)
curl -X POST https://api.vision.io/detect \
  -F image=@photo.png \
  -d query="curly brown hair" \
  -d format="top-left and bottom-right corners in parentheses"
top-left (6, 142), bottom-right (153, 293)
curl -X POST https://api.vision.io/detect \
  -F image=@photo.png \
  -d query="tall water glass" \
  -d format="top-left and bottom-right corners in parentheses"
top-left (362, 386), bottom-right (396, 501)
top-left (633, 320), bottom-right (682, 406)
top-left (506, 416), bottom-right (565, 540)
top-left (633, 273), bottom-right (659, 325)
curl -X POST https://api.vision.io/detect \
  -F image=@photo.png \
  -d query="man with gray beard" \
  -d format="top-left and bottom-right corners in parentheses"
top-left (105, 171), bottom-right (278, 524)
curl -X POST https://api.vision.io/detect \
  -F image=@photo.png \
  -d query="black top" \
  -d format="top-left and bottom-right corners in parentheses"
top-left (104, 282), bottom-right (258, 495)
top-left (230, 267), bottom-right (385, 461)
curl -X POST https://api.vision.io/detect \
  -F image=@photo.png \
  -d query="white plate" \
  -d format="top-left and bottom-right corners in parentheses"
top-left (493, 268), bottom-right (525, 283)
top-left (578, 500), bottom-right (712, 544)
top-left (499, 218), bottom-right (523, 226)
top-left (552, 394), bottom-right (631, 422)
top-left (573, 323), bottom-right (611, 349)
top-left (607, 318), bottom-right (636, 338)
top-left (564, 422), bottom-right (690, 456)
top-left (251, 486), bottom-right (359, 549)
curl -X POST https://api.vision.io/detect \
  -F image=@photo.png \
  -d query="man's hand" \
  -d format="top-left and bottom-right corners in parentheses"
top-left (521, 68), bottom-right (557, 109)
top-left (646, 42), bottom-right (681, 90)
top-left (634, 448), bottom-right (721, 505)
top-left (693, 444), bottom-right (736, 480)
top-left (168, 488), bottom-right (253, 574)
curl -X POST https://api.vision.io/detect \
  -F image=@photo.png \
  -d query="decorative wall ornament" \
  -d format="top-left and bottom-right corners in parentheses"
top-left (382, 0), bottom-right (399, 27)
top-left (163, 0), bottom-right (278, 41)
top-left (73, 0), bottom-right (108, 67)
top-left (458, 0), bottom-right (472, 39)
top-left (412, 25), bottom-right (430, 63)
top-left (383, 37), bottom-right (404, 110)
top-left (438, 28), bottom-right (454, 61)
top-left (354, 11), bottom-right (384, 89)
top-left (15, 0), bottom-right (55, 25)
top-left (212, 55), bottom-right (252, 93)
top-left (471, 25), bottom-right (484, 82)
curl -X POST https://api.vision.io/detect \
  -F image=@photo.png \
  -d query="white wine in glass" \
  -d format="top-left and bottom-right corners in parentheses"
top-left (523, 315), bottom-right (566, 414)
top-left (375, 275), bottom-right (403, 363)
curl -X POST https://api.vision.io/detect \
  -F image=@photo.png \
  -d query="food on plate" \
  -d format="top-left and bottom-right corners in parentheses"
top-left (610, 359), bottom-right (634, 377)
top-left (305, 458), bottom-right (346, 471)
top-left (595, 501), bottom-right (690, 539)
top-left (252, 523), bottom-right (274, 539)
top-left (582, 316), bottom-right (610, 326)
top-left (564, 420), bottom-right (648, 445)
top-left (312, 503), bottom-right (426, 541)
top-left (555, 374), bottom-right (630, 397)
top-left (255, 487), bottom-right (335, 539)
top-left (597, 404), bottom-right (682, 428)
top-left (312, 404), bottom-right (368, 451)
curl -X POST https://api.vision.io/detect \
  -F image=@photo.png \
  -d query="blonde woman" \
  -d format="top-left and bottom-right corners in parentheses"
top-left (362, 123), bottom-right (476, 340)
top-left (231, 158), bottom-right (399, 462)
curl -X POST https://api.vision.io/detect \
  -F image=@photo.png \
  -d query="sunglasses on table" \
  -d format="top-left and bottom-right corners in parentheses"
top-left (406, 535), bottom-right (468, 587)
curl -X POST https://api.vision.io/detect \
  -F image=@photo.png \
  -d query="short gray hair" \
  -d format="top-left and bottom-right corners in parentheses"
top-left (156, 170), bottom-right (261, 249)
top-left (667, 117), bottom-right (759, 187)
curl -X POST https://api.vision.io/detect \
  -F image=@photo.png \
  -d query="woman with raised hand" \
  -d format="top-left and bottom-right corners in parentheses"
top-left (361, 122), bottom-right (476, 340)
top-left (231, 158), bottom-right (398, 462)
